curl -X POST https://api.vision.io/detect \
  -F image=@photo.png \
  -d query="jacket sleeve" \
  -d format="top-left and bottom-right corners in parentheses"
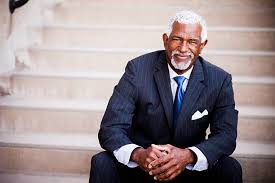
top-left (98, 61), bottom-right (138, 152)
top-left (195, 74), bottom-right (238, 167)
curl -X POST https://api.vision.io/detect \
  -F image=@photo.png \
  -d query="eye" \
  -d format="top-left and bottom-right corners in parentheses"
top-left (171, 37), bottom-right (181, 41)
top-left (188, 39), bottom-right (200, 46)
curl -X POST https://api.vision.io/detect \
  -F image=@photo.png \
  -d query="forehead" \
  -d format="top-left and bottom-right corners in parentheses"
top-left (171, 22), bottom-right (202, 38)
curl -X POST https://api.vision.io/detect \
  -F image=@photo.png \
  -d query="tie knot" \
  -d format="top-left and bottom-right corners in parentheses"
top-left (174, 76), bottom-right (186, 86)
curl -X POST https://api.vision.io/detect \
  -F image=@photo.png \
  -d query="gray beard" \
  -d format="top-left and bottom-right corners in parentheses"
top-left (171, 50), bottom-right (194, 70)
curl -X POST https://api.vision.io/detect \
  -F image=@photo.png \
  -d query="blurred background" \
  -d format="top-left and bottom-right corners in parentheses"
top-left (0, 0), bottom-right (275, 182)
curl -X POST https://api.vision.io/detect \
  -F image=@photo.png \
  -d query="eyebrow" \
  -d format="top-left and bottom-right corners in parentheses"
top-left (171, 36), bottom-right (200, 40)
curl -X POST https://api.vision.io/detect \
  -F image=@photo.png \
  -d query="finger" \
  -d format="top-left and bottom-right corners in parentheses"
top-left (148, 151), bottom-right (167, 169)
top-left (149, 151), bottom-right (159, 160)
top-left (156, 168), bottom-right (181, 182)
top-left (143, 156), bottom-right (155, 170)
top-left (147, 150), bottom-right (164, 170)
top-left (149, 159), bottom-right (177, 176)
top-left (149, 153), bottom-right (171, 169)
top-left (151, 147), bottom-right (166, 158)
top-left (152, 144), bottom-right (170, 153)
top-left (154, 164), bottom-right (178, 180)
top-left (151, 144), bottom-right (166, 151)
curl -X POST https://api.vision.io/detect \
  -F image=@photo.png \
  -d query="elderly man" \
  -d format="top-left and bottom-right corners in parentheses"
top-left (89, 10), bottom-right (242, 183)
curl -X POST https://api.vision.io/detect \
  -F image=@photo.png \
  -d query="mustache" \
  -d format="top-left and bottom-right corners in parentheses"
top-left (171, 50), bottom-right (192, 57)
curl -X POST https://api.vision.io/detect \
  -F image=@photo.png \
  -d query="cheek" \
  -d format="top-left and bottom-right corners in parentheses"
top-left (168, 42), bottom-right (178, 50)
top-left (167, 45), bottom-right (178, 56)
top-left (190, 47), bottom-right (200, 55)
top-left (167, 45), bottom-right (175, 55)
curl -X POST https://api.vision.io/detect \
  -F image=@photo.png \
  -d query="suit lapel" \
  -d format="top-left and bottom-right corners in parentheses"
top-left (153, 52), bottom-right (174, 131)
top-left (175, 57), bottom-right (206, 128)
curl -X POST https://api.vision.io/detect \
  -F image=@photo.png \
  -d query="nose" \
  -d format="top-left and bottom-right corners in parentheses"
top-left (179, 41), bottom-right (188, 52)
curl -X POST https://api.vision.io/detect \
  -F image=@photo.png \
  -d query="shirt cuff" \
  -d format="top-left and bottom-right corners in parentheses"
top-left (113, 144), bottom-right (140, 168)
top-left (186, 146), bottom-right (208, 171)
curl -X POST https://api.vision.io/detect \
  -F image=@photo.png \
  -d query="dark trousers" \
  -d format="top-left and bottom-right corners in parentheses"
top-left (89, 151), bottom-right (242, 183)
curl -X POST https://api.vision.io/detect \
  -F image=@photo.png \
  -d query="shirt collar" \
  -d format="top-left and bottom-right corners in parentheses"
top-left (167, 63), bottom-right (193, 80)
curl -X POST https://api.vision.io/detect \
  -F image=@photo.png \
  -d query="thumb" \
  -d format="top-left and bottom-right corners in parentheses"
top-left (151, 144), bottom-right (170, 154)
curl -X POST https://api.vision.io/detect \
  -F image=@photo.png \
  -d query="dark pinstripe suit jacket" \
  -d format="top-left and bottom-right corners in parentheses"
top-left (99, 50), bottom-right (238, 167)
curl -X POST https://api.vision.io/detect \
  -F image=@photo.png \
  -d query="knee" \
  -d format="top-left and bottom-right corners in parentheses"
top-left (222, 157), bottom-right (242, 175)
top-left (212, 157), bottom-right (242, 183)
top-left (90, 151), bottom-right (120, 183)
top-left (91, 151), bottom-right (115, 169)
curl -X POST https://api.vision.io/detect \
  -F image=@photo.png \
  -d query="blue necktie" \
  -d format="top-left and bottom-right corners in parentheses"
top-left (173, 76), bottom-right (186, 124)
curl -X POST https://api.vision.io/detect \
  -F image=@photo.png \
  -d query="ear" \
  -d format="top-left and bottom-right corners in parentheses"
top-left (199, 39), bottom-right (208, 53)
top-left (162, 33), bottom-right (169, 49)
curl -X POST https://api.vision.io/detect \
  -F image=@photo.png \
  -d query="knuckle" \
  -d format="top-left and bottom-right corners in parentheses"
top-left (172, 159), bottom-right (177, 166)
top-left (166, 171), bottom-right (172, 177)
top-left (161, 173), bottom-right (168, 179)
top-left (170, 153), bottom-right (175, 158)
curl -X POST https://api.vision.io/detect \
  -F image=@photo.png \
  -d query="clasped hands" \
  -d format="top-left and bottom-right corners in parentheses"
top-left (131, 144), bottom-right (196, 182)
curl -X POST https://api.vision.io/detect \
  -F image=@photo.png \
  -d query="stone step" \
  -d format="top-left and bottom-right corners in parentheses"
top-left (0, 97), bottom-right (106, 134)
top-left (11, 71), bottom-right (120, 101)
top-left (10, 71), bottom-right (275, 106)
top-left (51, 1), bottom-right (275, 27)
top-left (35, 25), bottom-right (275, 51)
top-left (0, 132), bottom-right (99, 175)
top-left (0, 132), bottom-right (100, 150)
top-left (0, 96), bottom-right (274, 142)
top-left (29, 47), bottom-right (275, 76)
top-left (0, 132), bottom-right (274, 182)
top-left (233, 142), bottom-right (275, 183)
top-left (233, 76), bottom-right (275, 106)
top-left (0, 172), bottom-right (88, 183)
top-left (236, 106), bottom-right (275, 142)
top-left (63, 0), bottom-right (275, 8)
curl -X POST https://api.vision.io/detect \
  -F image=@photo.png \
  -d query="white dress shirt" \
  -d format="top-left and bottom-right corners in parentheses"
top-left (113, 63), bottom-right (208, 171)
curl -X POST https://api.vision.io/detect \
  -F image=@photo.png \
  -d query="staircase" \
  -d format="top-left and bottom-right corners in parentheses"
top-left (0, 0), bottom-right (275, 182)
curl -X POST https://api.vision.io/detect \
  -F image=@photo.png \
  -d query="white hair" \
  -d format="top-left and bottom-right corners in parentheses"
top-left (166, 10), bottom-right (207, 43)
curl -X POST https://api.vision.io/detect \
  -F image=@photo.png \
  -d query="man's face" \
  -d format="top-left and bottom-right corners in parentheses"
top-left (163, 22), bottom-right (207, 74)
